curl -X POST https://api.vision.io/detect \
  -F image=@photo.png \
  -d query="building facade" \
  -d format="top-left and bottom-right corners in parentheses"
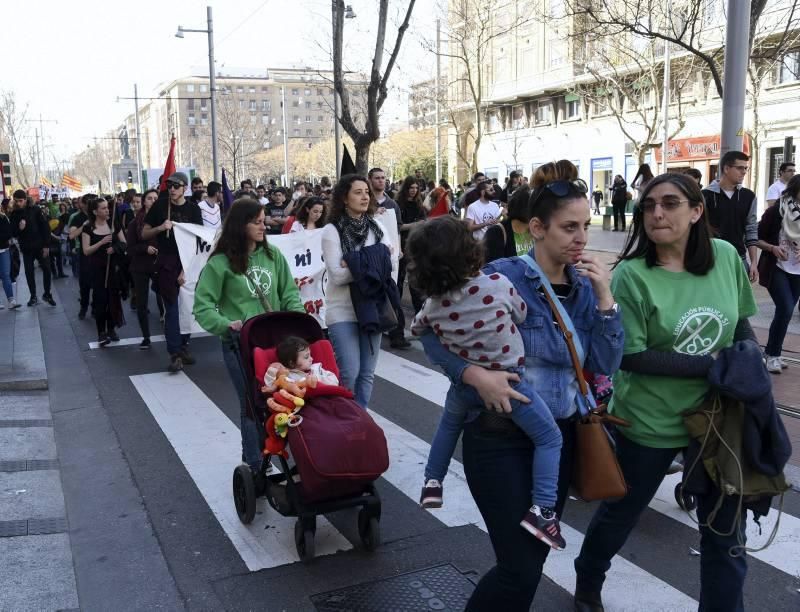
top-left (119, 66), bottom-right (366, 184)
top-left (446, 0), bottom-right (799, 208)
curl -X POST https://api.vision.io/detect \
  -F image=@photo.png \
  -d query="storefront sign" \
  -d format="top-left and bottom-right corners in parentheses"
top-left (655, 134), bottom-right (750, 163)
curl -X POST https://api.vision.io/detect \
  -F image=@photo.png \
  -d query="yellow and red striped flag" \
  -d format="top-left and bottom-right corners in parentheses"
top-left (62, 174), bottom-right (82, 191)
top-left (40, 176), bottom-right (53, 188)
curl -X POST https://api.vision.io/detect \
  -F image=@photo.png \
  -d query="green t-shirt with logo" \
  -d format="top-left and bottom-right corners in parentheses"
top-left (608, 239), bottom-right (757, 448)
top-left (193, 245), bottom-right (304, 339)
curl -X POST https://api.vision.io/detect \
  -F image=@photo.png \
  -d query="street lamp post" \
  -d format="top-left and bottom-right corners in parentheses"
top-left (720, 0), bottom-right (752, 157)
top-left (331, 1), bottom-right (356, 178)
top-left (133, 84), bottom-right (144, 189)
top-left (176, 5), bottom-right (219, 182)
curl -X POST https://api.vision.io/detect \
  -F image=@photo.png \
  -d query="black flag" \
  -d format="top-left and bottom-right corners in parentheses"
top-left (341, 144), bottom-right (357, 176)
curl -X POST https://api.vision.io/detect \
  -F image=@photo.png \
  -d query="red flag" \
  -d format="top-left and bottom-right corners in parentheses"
top-left (428, 189), bottom-right (450, 218)
top-left (159, 135), bottom-right (177, 192)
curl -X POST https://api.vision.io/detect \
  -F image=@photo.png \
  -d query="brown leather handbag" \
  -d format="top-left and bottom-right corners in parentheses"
top-left (540, 289), bottom-right (630, 502)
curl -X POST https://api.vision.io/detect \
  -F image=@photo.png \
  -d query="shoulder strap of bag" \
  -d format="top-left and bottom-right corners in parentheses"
top-left (245, 267), bottom-right (273, 314)
top-left (520, 254), bottom-right (591, 401)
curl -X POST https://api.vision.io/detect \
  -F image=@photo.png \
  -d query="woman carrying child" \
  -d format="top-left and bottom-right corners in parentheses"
top-left (409, 216), bottom-right (566, 550)
top-left (414, 161), bottom-right (624, 611)
top-left (194, 198), bottom-right (304, 472)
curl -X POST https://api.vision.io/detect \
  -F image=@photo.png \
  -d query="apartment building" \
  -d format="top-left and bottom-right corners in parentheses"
top-left (446, 0), bottom-right (799, 205)
top-left (120, 66), bottom-right (366, 180)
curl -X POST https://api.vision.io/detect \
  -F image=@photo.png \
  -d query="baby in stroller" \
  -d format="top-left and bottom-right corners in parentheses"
top-left (263, 336), bottom-right (340, 391)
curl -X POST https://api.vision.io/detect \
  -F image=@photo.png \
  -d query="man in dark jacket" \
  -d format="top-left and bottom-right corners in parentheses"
top-left (702, 151), bottom-right (759, 282)
top-left (10, 190), bottom-right (55, 306)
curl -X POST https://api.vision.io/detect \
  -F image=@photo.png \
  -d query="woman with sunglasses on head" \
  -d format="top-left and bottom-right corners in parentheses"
top-left (573, 174), bottom-right (757, 612)
top-left (417, 160), bottom-right (624, 611)
top-left (290, 196), bottom-right (326, 232)
top-left (194, 198), bottom-right (304, 473)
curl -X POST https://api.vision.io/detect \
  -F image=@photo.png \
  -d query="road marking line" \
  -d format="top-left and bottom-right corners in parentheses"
top-left (89, 332), bottom-right (212, 350)
top-left (129, 372), bottom-right (351, 571)
top-left (376, 349), bottom-right (800, 578)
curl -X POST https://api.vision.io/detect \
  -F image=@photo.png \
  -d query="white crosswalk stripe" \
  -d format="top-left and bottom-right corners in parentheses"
top-left (128, 346), bottom-right (800, 609)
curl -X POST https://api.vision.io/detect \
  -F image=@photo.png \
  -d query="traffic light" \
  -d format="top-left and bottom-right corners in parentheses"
top-left (0, 153), bottom-right (11, 187)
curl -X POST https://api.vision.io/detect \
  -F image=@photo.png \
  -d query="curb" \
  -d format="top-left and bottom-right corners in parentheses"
top-left (0, 379), bottom-right (49, 391)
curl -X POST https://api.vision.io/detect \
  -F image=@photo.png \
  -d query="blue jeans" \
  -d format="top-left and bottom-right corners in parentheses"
top-left (765, 266), bottom-right (800, 357)
top-left (327, 321), bottom-right (381, 408)
top-left (0, 250), bottom-right (12, 299)
top-left (221, 340), bottom-right (262, 470)
top-left (163, 297), bottom-right (190, 356)
top-left (426, 376), bottom-right (562, 508)
top-left (462, 416), bottom-right (576, 611)
top-left (575, 433), bottom-right (747, 612)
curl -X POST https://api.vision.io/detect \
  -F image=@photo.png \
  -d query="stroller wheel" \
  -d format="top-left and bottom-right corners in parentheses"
top-left (233, 465), bottom-right (257, 524)
top-left (674, 482), bottom-right (697, 511)
top-left (295, 519), bottom-right (316, 562)
top-left (358, 508), bottom-right (381, 551)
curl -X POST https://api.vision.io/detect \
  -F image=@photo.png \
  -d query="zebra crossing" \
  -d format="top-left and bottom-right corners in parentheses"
top-left (125, 343), bottom-right (800, 610)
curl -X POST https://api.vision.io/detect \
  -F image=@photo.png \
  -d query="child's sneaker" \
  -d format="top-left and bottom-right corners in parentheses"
top-left (419, 479), bottom-right (443, 508)
top-left (520, 505), bottom-right (566, 550)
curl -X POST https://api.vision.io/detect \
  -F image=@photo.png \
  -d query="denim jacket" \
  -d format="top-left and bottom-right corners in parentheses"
top-left (419, 254), bottom-right (625, 420)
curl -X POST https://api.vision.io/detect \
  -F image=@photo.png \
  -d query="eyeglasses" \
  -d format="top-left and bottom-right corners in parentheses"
top-left (167, 182), bottom-right (184, 190)
top-left (639, 196), bottom-right (690, 213)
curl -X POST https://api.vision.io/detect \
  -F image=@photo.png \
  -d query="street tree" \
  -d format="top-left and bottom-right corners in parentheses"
top-left (559, 0), bottom-right (800, 189)
top-left (333, 0), bottom-right (417, 173)
top-left (0, 91), bottom-right (33, 187)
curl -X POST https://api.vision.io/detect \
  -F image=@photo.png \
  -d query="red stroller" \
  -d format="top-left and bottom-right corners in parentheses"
top-left (230, 312), bottom-right (388, 562)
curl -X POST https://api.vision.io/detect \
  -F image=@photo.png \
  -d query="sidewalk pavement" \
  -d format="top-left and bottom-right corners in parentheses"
top-left (0, 277), bottom-right (80, 610)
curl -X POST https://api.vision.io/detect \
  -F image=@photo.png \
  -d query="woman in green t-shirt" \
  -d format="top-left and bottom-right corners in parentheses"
top-left (574, 174), bottom-right (757, 612)
top-left (194, 198), bottom-right (304, 471)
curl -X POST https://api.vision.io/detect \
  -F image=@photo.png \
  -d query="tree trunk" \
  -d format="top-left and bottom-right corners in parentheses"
top-left (355, 141), bottom-right (370, 175)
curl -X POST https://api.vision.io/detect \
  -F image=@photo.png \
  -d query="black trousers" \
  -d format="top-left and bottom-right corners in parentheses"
top-left (49, 243), bottom-right (64, 277)
top-left (132, 270), bottom-right (164, 340)
top-left (612, 201), bottom-right (626, 230)
top-left (390, 256), bottom-right (424, 340)
top-left (78, 254), bottom-right (91, 310)
top-left (22, 250), bottom-right (52, 298)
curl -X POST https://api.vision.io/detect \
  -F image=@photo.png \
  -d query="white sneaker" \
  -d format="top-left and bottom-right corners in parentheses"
top-left (8, 298), bottom-right (20, 310)
top-left (778, 357), bottom-right (789, 370)
top-left (766, 356), bottom-right (782, 374)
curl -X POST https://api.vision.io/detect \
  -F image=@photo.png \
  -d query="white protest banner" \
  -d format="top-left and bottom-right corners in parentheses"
top-left (173, 211), bottom-right (399, 335)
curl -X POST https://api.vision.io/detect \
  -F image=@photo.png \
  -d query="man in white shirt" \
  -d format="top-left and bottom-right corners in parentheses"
top-left (256, 185), bottom-right (269, 206)
top-left (766, 162), bottom-right (796, 206)
top-left (465, 180), bottom-right (501, 240)
top-left (199, 181), bottom-right (222, 230)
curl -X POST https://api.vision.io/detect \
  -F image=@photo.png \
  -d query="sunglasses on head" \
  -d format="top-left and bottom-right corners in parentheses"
top-left (530, 179), bottom-right (588, 207)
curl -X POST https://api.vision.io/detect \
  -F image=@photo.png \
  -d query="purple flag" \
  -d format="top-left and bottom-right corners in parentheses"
top-left (221, 167), bottom-right (234, 214)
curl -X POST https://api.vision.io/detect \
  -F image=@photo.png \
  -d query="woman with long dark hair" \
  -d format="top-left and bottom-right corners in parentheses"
top-left (126, 189), bottom-right (164, 349)
top-left (81, 196), bottom-right (127, 346)
top-left (321, 174), bottom-right (396, 407)
top-left (194, 198), bottom-right (304, 471)
top-left (631, 163), bottom-right (654, 197)
top-left (389, 176), bottom-right (427, 348)
top-left (574, 174), bottom-right (757, 611)
top-left (290, 196), bottom-right (326, 232)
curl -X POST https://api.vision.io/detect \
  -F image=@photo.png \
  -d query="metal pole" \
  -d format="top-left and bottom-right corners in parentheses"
top-left (207, 5), bottom-right (219, 182)
top-left (435, 18), bottom-right (442, 181)
top-left (783, 136), bottom-right (794, 164)
top-left (34, 128), bottom-right (41, 184)
top-left (661, 0), bottom-right (671, 174)
top-left (332, 0), bottom-right (342, 178)
top-left (281, 87), bottom-right (290, 185)
top-left (720, 0), bottom-right (752, 156)
top-left (134, 84), bottom-right (144, 189)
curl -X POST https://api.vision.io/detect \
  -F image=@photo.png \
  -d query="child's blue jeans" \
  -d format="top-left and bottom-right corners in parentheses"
top-left (424, 371), bottom-right (562, 509)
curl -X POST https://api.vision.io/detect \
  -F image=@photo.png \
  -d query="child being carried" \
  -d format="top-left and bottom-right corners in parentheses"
top-left (407, 216), bottom-right (566, 551)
